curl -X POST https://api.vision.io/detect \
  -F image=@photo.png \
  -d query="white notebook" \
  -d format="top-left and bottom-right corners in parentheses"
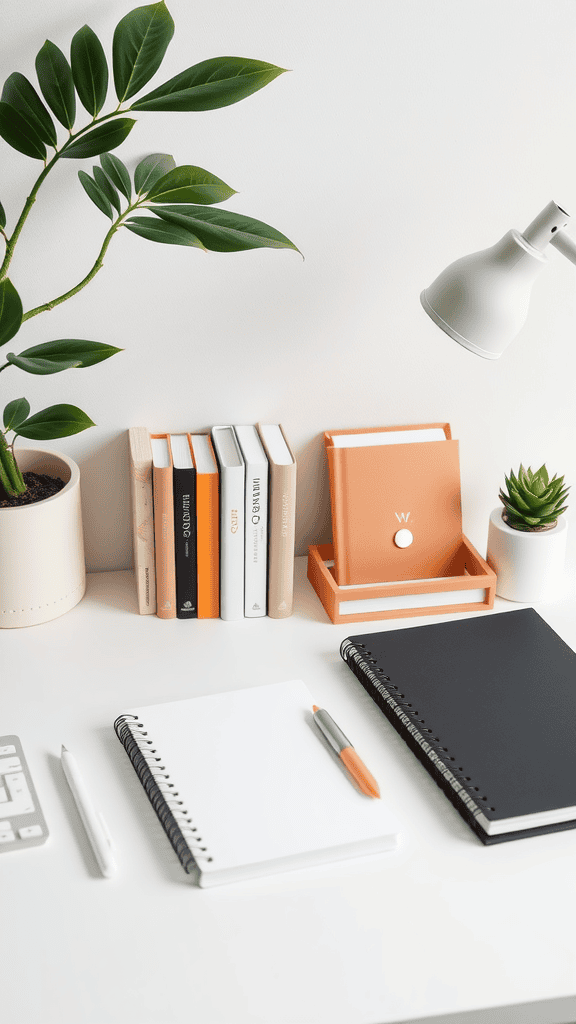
top-left (114, 680), bottom-right (400, 887)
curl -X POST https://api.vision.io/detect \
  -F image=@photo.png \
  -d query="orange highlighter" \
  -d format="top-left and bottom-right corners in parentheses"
top-left (312, 705), bottom-right (380, 798)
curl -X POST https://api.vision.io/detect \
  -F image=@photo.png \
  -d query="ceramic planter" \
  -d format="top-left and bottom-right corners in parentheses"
top-left (486, 507), bottom-right (568, 603)
top-left (0, 448), bottom-right (86, 627)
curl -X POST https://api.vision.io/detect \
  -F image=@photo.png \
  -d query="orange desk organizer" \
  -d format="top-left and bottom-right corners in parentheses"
top-left (307, 423), bottom-right (496, 624)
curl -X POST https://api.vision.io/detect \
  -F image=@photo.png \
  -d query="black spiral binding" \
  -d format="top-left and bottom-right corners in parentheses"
top-left (114, 713), bottom-right (213, 875)
top-left (339, 638), bottom-right (496, 828)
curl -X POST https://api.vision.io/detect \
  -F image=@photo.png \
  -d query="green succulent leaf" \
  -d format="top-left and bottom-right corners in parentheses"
top-left (134, 152), bottom-right (176, 195)
top-left (113, 2), bottom-right (175, 103)
top-left (35, 40), bottom-right (76, 129)
top-left (130, 56), bottom-right (287, 112)
top-left (11, 339), bottom-right (122, 373)
top-left (70, 25), bottom-right (109, 116)
top-left (3, 397), bottom-right (30, 431)
top-left (0, 101), bottom-right (47, 160)
top-left (0, 200), bottom-right (5, 230)
top-left (61, 118), bottom-right (135, 159)
top-left (14, 403), bottom-right (95, 440)
top-left (151, 205), bottom-right (302, 253)
top-left (146, 165), bottom-right (236, 205)
top-left (93, 165), bottom-right (122, 213)
top-left (500, 462), bottom-right (569, 529)
top-left (100, 152), bottom-right (132, 200)
top-left (78, 169), bottom-right (113, 219)
top-left (124, 215), bottom-right (206, 248)
top-left (0, 278), bottom-right (23, 347)
top-left (1, 72), bottom-right (57, 147)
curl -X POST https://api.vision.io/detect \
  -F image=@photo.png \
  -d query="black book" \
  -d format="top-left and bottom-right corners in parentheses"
top-left (170, 434), bottom-right (197, 619)
top-left (340, 608), bottom-right (576, 844)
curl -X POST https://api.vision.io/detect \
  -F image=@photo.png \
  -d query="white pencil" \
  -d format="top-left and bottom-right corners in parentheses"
top-left (61, 745), bottom-right (117, 878)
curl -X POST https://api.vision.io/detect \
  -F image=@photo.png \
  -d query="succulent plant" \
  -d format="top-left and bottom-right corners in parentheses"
top-left (499, 464), bottom-right (569, 532)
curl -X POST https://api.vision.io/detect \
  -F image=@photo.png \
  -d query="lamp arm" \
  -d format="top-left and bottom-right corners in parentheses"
top-left (549, 230), bottom-right (576, 266)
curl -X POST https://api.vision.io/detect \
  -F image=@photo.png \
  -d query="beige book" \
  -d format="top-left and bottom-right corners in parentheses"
top-left (128, 427), bottom-right (156, 614)
top-left (257, 424), bottom-right (297, 618)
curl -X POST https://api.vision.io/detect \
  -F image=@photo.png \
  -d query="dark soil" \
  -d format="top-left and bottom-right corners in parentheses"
top-left (0, 472), bottom-right (66, 508)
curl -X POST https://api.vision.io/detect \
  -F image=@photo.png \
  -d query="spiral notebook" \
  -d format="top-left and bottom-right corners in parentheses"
top-left (340, 608), bottom-right (576, 844)
top-left (114, 679), bottom-right (400, 886)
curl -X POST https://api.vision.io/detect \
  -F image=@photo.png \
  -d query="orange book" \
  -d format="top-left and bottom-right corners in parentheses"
top-left (150, 434), bottom-right (176, 619)
top-left (189, 434), bottom-right (220, 618)
top-left (325, 423), bottom-right (463, 586)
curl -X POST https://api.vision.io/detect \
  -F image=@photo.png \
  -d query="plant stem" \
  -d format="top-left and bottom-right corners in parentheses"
top-left (21, 216), bottom-right (125, 321)
top-left (0, 432), bottom-right (25, 496)
top-left (0, 109), bottom-right (128, 282)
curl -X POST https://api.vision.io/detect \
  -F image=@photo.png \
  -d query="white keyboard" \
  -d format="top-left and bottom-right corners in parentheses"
top-left (0, 736), bottom-right (48, 851)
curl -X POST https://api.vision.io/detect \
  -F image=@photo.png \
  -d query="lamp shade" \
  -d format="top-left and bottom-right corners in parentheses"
top-left (420, 230), bottom-right (548, 359)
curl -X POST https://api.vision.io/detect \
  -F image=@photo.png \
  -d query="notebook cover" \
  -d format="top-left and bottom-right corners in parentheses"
top-left (326, 423), bottom-right (462, 586)
top-left (115, 680), bottom-right (400, 886)
top-left (340, 609), bottom-right (576, 844)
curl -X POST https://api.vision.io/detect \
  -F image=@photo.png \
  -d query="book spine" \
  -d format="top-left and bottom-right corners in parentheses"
top-left (326, 446), bottom-right (351, 586)
top-left (153, 464), bottom-right (176, 619)
top-left (128, 437), bottom-right (156, 615)
top-left (219, 464), bottom-right (245, 620)
top-left (196, 467), bottom-right (219, 619)
top-left (267, 459), bottom-right (296, 618)
top-left (244, 460), bottom-right (268, 617)
top-left (114, 713), bottom-right (210, 877)
top-left (339, 638), bottom-right (488, 840)
top-left (173, 465), bottom-right (197, 619)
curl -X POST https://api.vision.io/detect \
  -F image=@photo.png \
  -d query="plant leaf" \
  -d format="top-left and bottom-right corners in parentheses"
top-left (0, 200), bottom-right (5, 230)
top-left (93, 165), bottom-right (122, 213)
top-left (14, 403), bottom-right (95, 440)
top-left (0, 101), bottom-right (46, 160)
top-left (151, 205), bottom-right (302, 253)
top-left (145, 165), bottom-right (236, 205)
top-left (130, 56), bottom-right (287, 112)
top-left (100, 152), bottom-right (132, 200)
top-left (70, 25), bottom-right (109, 116)
top-left (134, 152), bottom-right (175, 195)
top-left (13, 338), bottom-right (122, 370)
top-left (61, 118), bottom-right (135, 159)
top-left (78, 169), bottom-right (113, 219)
top-left (1, 72), bottom-right (57, 147)
top-left (7, 353), bottom-right (82, 374)
top-left (35, 40), bottom-right (76, 129)
top-left (124, 216), bottom-right (206, 248)
top-left (113, 2), bottom-right (175, 103)
top-left (0, 278), bottom-right (23, 347)
top-left (3, 397), bottom-right (30, 431)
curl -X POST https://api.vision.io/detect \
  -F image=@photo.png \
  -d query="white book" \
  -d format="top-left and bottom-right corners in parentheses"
top-left (115, 679), bottom-right (400, 887)
top-left (210, 426), bottom-right (245, 620)
top-left (234, 425), bottom-right (269, 617)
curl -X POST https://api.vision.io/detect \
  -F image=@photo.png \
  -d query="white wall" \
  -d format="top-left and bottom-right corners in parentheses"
top-left (3, 0), bottom-right (576, 570)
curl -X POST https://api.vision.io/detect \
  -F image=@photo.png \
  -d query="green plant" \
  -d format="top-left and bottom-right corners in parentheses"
top-left (0, 1), bottom-right (299, 499)
top-left (499, 463), bottom-right (570, 532)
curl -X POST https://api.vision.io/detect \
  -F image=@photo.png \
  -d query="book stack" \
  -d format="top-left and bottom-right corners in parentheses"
top-left (128, 425), bottom-right (297, 621)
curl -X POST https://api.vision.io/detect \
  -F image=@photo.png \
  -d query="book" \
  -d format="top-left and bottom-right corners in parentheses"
top-left (128, 427), bottom-right (156, 615)
top-left (257, 424), bottom-right (297, 618)
top-left (234, 425), bottom-right (268, 617)
top-left (170, 434), bottom-right (197, 620)
top-left (150, 435), bottom-right (176, 619)
top-left (114, 678), bottom-right (400, 886)
top-left (211, 426), bottom-right (245, 620)
top-left (340, 608), bottom-right (576, 844)
top-left (325, 423), bottom-right (463, 586)
top-left (188, 434), bottom-right (219, 619)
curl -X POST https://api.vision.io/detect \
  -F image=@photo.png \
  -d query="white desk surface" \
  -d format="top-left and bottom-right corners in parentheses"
top-left (4, 557), bottom-right (576, 1024)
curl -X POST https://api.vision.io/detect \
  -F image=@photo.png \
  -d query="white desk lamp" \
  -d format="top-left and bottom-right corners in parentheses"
top-left (421, 201), bottom-right (576, 358)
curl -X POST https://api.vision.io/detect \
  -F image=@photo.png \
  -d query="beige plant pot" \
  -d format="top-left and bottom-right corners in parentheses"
top-left (486, 507), bottom-right (568, 603)
top-left (0, 448), bottom-right (86, 627)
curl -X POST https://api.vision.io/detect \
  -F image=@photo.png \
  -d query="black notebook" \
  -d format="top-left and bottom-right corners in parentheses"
top-left (340, 608), bottom-right (576, 844)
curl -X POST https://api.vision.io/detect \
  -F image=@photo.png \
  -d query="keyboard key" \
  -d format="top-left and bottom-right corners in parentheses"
top-left (0, 746), bottom-right (16, 756)
top-left (18, 825), bottom-right (43, 839)
top-left (0, 830), bottom-right (15, 843)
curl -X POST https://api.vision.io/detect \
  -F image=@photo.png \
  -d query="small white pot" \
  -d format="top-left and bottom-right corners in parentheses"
top-left (486, 507), bottom-right (568, 603)
top-left (0, 448), bottom-right (86, 627)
